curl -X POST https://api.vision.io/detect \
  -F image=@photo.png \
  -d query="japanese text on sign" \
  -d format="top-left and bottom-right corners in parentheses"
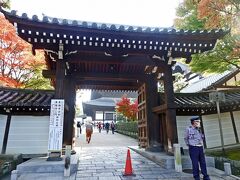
top-left (48, 99), bottom-right (64, 151)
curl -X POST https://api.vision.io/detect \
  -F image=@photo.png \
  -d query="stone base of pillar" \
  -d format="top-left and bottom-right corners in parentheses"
top-left (146, 142), bottom-right (164, 152)
top-left (47, 152), bottom-right (62, 161)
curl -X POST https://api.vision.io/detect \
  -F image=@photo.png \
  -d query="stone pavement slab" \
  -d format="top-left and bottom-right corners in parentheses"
top-left (9, 131), bottom-right (239, 180)
top-left (75, 128), bottom-right (138, 148)
top-left (15, 172), bottom-right (76, 180)
top-left (10, 155), bottom-right (79, 180)
top-left (76, 147), bottom-right (192, 180)
top-left (75, 131), bottom-right (239, 180)
top-left (128, 146), bottom-right (239, 180)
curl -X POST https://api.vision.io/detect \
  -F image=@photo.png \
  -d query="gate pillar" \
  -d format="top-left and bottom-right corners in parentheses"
top-left (55, 49), bottom-right (76, 147)
top-left (138, 75), bottom-right (162, 150)
top-left (55, 59), bottom-right (65, 99)
top-left (63, 78), bottom-right (76, 146)
top-left (138, 84), bottom-right (148, 148)
top-left (163, 65), bottom-right (178, 152)
top-left (146, 75), bottom-right (162, 151)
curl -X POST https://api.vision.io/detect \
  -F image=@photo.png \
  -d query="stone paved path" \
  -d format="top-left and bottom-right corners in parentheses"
top-left (74, 129), bottom-right (238, 180)
top-left (76, 147), bottom-right (191, 180)
top-left (75, 127), bottom-right (138, 148)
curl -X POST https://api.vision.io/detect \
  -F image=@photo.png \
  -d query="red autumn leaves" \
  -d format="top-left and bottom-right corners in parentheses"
top-left (0, 15), bottom-right (45, 88)
top-left (116, 96), bottom-right (138, 121)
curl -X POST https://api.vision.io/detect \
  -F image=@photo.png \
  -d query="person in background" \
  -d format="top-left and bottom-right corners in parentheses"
top-left (110, 121), bottom-right (115, 134)
top-left (85, 117), bottom-right (93, 144)
top-left (77, 121), bottom-right (81, 137)
top-left (97, 122), bottom-right (102, 133)
top-left (105, 122), bottom-right (110, 134)
top-left (184, 116), bottom-right (210, 180)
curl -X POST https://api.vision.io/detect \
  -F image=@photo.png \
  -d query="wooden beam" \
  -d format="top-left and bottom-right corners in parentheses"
top-left (230, 111), bottom-right (239, 143)
top-left (76, 79), bottom-right (139, 87)
top-left (77, 77), bottom-right (138, 82)
top-left (163, 65), bottom-right (178, 152)
top-left (63, 80), bottom-right (76, 146)
top-left (216, 85), bottom-right (240, 89)
top-left (64, 53), bottom-right (167, 68)
top-left (43, 70), bottom-right (150, 82)
top-left (199, 116), bottom-right (207, 148)
top-left (76, 84), bottom-right (138, 91)
top-left (144, 66), bottom-right (155, 74)
top-left (152, 104), bottom-right (167, 113)
top-left (72, 72), bottom-right (147, 81)
top-left (42, 70), bottom-right (55, 78)
top-left (145, 75), bottom-right (162, 150)
top-left (66, 53), bottom-right (154, 65)
top-left (1, 113), bottom-right (12, 154)
top-left (13, 23), bottom-right (220, 58)
top-left (55, 59), bottom-right (66, 98)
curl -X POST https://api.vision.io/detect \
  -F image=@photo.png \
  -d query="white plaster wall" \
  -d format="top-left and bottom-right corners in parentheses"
top-left (232, 111), bottom-right (240, 141)
top-left (202, 112), bottom-right (236, 148)
top-left (0, 115), bottom-right (7, 151)
top-left (176, 116), bottom-right (193, 149)
top-left (6, 116), bottom-right (50, 154)
top-left (177, 112), bottom-right (238, 149)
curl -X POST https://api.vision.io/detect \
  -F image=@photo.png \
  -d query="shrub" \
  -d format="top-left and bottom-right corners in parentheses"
top-left (115, 121), bottom-right (138, 139)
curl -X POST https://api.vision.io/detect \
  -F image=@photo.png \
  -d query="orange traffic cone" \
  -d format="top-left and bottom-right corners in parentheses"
top-left (123, 149), bottom-right (135, 176)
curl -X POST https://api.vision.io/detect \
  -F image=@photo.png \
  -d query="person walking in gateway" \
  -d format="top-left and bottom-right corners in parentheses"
top-left (97, 122), bottom-right (102, 133)
top-left (110, 121), bottom-right (115, 134)
top-left (105, 122), bottom-right (110, 134)
top-left (184, 116), bottom-right (210, 180)
top-left (85, 117), bottom-right (93, 144)
top-left (77, 121), bottom-right (82, 137)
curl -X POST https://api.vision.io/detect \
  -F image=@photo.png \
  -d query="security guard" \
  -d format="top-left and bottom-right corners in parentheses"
top-left (184, 116), bottom-right (210, 180)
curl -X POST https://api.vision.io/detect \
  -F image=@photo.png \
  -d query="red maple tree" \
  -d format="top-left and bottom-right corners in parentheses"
top-left (116, 96), bottom-right (138, 121)
top-left (0, 15), bottom-right (45, 88)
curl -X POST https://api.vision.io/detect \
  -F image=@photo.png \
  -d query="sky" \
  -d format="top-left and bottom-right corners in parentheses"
top-left (9, 0), bottom-right (181, 103)
top-left (10, 0), bottom-right (181, 27)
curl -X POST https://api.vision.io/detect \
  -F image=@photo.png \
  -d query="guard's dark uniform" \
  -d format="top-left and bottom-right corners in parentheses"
top-left (184, 117), bottom-right (210, 180)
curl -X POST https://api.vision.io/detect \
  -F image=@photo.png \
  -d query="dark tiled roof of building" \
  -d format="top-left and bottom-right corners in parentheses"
top-left (91, 90), bottom-right (137, 100)
top-left (203, 69), bottom-right (240, 91)
top-left (174, 90), bottom-right (240, 114)
top-left (1, 8), bottom-right (228, 69)
top-left (1, 87), bottom-right (240, 115)
top-left (180, 69), bottom-right (240, 93)
top-left (0, 87), bottom-right (54, 112)
top-left (84, 97), bottom-right (118, 107)
top-left (174, 91), bottom-right (239, 107)
top-left (1, 9), bottom-right (228, 36)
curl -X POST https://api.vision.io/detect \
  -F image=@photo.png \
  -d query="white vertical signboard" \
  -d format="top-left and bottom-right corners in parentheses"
top-left (48, 99), bottom-right (64, 152)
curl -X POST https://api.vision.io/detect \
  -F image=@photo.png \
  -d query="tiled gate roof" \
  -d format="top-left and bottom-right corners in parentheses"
top-left (0, 87), bottom-right (54, 113)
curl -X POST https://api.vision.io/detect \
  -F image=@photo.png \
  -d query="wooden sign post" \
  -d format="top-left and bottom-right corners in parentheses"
top-left (209, 91), bottom-right (226, 154)
top-left (47, 99), bottom-right (65, 161)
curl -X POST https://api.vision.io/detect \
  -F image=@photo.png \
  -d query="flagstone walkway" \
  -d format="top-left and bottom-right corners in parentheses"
top-left (74, 128), bottom-right (238, 180)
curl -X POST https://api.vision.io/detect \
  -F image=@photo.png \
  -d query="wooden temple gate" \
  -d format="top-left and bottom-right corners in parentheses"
top-left (1, 9), bottom-right (226, 152)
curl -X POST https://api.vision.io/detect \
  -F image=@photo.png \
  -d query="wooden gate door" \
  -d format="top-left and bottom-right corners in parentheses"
top-left (138, 83), bottom-right (148, 148)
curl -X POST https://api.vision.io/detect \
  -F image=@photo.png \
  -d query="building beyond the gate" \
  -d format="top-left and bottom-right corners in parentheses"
top-left (82, 91), bottom-right (137, 123)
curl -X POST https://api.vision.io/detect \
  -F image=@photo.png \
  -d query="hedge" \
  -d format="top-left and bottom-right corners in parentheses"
top-left (215, 157), bottom-right (240, 176)
top-left (115, 121), bottom-right (138, 139)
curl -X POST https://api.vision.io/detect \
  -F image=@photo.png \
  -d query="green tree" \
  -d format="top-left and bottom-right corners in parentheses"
top-left (174, 0), bottom-right (205, 30)
top-left (158, 72), bottom-right (188, 92)
top-left (75, 106), bottom-right (82, 117)
top-left (0, 0), bottom-right (10, 9)
top-left (24, 60), bottom-right (53, 89)
top-left (174, 0), bottom-right (240, 73)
